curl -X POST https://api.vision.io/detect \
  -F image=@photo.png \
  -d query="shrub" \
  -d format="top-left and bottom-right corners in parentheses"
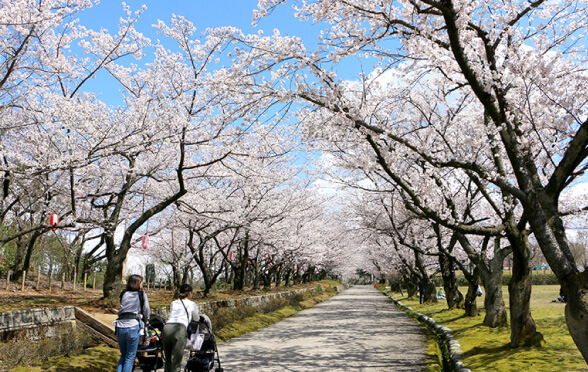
top-left (288, 292), bottom-right (306, 307)
top-left (210, 305), bottom-right (256, 332)
top-left (531, 273), bottom-right (560, 285)
top-left (258, 298), bottom-right (287, 314)
top-left (501, 273), bottom-right (559, 286)
top-left (0, 322), bottom-right (90, 370)
top-left (435, 272), bottom-right (560, 288)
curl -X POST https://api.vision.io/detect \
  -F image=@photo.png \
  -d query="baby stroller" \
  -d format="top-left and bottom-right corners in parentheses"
top-left (184, 314), bottom-right (223, 372)
top-left (134, 314), bottom-right (166, 372)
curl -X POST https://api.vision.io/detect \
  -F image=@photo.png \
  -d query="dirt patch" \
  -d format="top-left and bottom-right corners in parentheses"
top-left (0, 289), bottom-right (104, 313)
top-left (0, 281), bottom-right (325, 314)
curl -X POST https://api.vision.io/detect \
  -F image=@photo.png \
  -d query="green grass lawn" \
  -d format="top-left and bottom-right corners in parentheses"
top-left (389, 285), bottom-right (587, 371)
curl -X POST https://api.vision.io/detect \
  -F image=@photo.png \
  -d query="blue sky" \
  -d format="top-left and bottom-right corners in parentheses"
top-left (79, 1), bottom-right (308, 37)
top-left (74, 1), bottom-right (331, 104)
top-left (75, 1), bottom-right (328, 175)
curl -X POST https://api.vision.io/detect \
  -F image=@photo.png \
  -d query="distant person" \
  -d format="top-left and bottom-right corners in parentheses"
top-left (559, 288), bottom-right (567, 302)
top-left (437, 286), bottom-right (446, 299)
top-left (418, 280), bottom-right (425, 304)
top-left (114, 274), bottom-right (150, 372)
top-left (162, 283), bottom-right (199, 372)
top-left (477, 285), bottom-right (484, 297)
top-left (553, 287), bottom-right (567, 303)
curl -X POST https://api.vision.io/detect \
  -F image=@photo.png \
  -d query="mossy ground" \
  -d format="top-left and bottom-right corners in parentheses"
top-left (385, 284), bottom-right (586, 371)
top-left (9, 345), bottom-right (119, 372)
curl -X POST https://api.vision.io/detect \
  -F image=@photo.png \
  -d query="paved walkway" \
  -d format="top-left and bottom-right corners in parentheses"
top-left (205, 285), bottom-right (426, 371)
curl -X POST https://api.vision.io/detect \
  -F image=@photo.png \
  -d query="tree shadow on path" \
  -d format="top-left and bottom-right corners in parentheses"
top-left (214, 286), bottom-right (427, 371)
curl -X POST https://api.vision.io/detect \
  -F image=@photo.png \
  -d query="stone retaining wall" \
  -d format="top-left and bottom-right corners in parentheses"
top-left (0, 306), bottom-right (105, 370)
top-left (0, 306), bottom-right (76, 335)
top-left (154, 287), bottom-right (317, 318)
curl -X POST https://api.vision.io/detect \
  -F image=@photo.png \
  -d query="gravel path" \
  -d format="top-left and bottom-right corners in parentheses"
top-left (203, 285), bottom-right (426, 371)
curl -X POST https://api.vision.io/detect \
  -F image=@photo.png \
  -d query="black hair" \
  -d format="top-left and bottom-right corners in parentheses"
top-left (126, 274), bottom-right (143, 291)
top-left (179, 283), bottom-right (193, 299)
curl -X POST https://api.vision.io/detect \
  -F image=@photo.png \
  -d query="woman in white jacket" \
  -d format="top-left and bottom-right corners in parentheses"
top-left (162, 283), bottom-right (199, 372)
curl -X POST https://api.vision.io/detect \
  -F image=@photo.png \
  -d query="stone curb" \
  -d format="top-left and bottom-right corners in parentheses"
top-left (384, 294), bottom-right (471, 372)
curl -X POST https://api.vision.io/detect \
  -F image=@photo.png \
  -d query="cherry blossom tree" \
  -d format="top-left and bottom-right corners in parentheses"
top-left (228, 0), bottom-right (588, 352)
top-left (1, 1), bottom-right (150, 289)
top-left (263, 0), bottom-right (588, 358)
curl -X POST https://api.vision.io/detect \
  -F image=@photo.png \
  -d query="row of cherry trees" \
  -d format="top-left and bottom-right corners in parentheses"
top-left (140, 165), bottom-right (347, 296)
top-left (0, 1), bottom-right (348, 302)
top-left (222, 0), bottom-right (588, 363)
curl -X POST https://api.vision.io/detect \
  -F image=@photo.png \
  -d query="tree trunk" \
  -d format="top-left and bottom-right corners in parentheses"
top-left (233, 261), bottom-right (246, 291)
top-left (11, 238), bottom-right (27, 280)
top-left (463, 269), bottom-right (479, 317)
top-left (172, 265), bottom-right (182, 290)
top-left (292, 268), bottom-right (300, 285)
top-left (404, 273), bottom-right (418, 298)
top-left (252, 261), bottom-right (261, 290)
top-left (232, 236), bottom-right (249, 290)
top-left (526, 208), bottom-right (588, 361)
top-left (74, 241), bottom-right (84, 286)
top-left (456, 234), bottom-right (509, 326)
top-left (439, 252), bottom-right (463, 309)
top-left (302, 270), bottom-right (312, 283)
top-left (263, 277), bottom-right (271, 290)
top-left (202, 272), bottom-right (214, 297)
top-left (274, 267), bottom-right (281, 288)
top-left (564, 271), bottom-right (588, 362)
top-left (102, 151), bottom-right (187, 299)
top-left (226, 264), bottom-right (234, 285)
top-left (13, 230), bottom-right (43, 281)
top-left (284, 268), bottom-right (292, 287)
top-left (507, 233), bottom-right (543, 347)
top-left (423, 279), bottom-right (437, 303)
top-left (102, 256), bottom-right (125, 301)
top-left (262, 269), bottom-right (272, 290)
top-left (181, 267), bottom-right (190, 287)
top-left (481, 255), bottom-right (508, 328)
top-left (415, 251), bottom-right (437, 303)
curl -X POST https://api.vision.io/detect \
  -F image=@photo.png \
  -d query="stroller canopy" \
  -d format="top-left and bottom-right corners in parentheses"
top-left (195, 314), bottom-right (212, 334)
top-left (150, 314), bottom-right (166, 332)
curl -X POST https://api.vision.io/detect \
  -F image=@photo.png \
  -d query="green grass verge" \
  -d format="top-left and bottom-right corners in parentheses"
top-left (385, 284), bottom-right (585, 371)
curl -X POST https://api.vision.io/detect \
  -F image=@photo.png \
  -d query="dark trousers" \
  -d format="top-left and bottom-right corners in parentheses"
top-left (162, 323), bottom-right (187, 372)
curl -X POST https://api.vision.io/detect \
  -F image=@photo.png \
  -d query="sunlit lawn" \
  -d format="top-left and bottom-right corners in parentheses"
top-left (389, 285), bottom-right (587, 371)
